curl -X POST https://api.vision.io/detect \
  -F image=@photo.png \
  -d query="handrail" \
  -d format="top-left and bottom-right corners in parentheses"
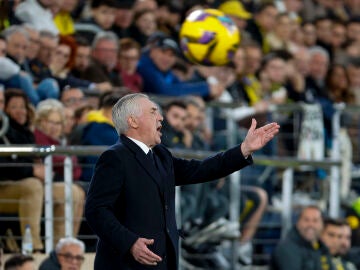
top-left (0, 145), bottom-right (341, 168)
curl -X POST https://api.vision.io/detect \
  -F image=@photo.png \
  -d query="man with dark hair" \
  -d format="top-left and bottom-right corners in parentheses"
top-left (321, 218), bottom-right (357, 270)
top-left (271, 205), bottom-right (333, 270)
top-left (4, 254), bottom-right (34, 270)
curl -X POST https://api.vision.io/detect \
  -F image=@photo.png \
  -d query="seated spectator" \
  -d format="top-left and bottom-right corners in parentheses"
top-left (79, 31), bottom-right (122, 88)
top-left (49, 36), bottom-right (111, 91)
top-left (4, 254), bottom-right (34, 270)
top-left (39, 237), bottom-right (85, 270)
top-left (80, 90), bottom-right (126, 182)
top-left (111, 1), bottom-right (133, 38)
top-left (23, 24), bottom-right (40, 62)
top-left (34, 99), bottom-right (85, 244)
top-left (53, 0), bottom-right (79, 36)
top-left (2, 26), bottom-right (58, 104)
top-left (321, 218), bottom-right (357, 270)
top-left (76, 0), bottom-right (118, 43)
top-left (71, 37), bottom-right (91, 79)
top-left (117, 38), bottom-right (143, 93)
top-left (0, 89), bottom-right (44, 251)
top-left (15, 0), bottom-right (59, 34)
top-left (137, 35), bottom-right (223, 99)
top-left (60, 87), bottom-right (87, 110)
top-left (128, 9), bottom-right (158, 47)
top-left (271, 205), bottom-right (333, 270)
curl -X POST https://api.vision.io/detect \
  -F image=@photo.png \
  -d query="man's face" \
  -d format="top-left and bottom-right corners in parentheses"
top-left (257, 6), bottom-right (278, 32)
top-left (6, 32), bottom-right (28, 64)
top-left (309, 53), bottom-right (329, 81)
top-left (92, 40), bottom-right (118, 71)
top-left (185, 104), bottom-right (202, 132)
top-left (338, 225), bottom-right (351, 255)
top-left (118, 48), bottom-right (140, 75)
top-left (165, 105), bottom-right (187, 132)
top-left (321, 224), bottom-right (341, 255)
top-left (0, 39), bottom-right (6, 57)
top-left (245, 47), bottom-right (262, 75)
top-left (26, 28), bottom-right (40, 60)
top-left (74, 46), bottom-right (91, 71)
top-left (132, 97), bottom-right (163, 148)
top-left (38, 36), bottom-right (58, 66)
top-left (61, 88), bottom-right (85, 109)
top-left (57, 244), bottom-right (84, 270)
top-left (150, 48), bottom-right (176, 72)
top-left (92, 5), bottom-right (117, 30)
top-left (296, 208), bottom-right (323, 243)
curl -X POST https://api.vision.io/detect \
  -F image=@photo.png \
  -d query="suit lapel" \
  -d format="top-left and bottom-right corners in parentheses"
top-left (120, 135), bottom-right (164, 195)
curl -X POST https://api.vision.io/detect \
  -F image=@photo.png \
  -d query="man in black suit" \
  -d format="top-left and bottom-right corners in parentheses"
top-left (85, 93), bottom-right (280, 270)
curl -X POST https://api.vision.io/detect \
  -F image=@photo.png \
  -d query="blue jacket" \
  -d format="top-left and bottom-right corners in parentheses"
top-left (137, 52), bottom-right (210, 97)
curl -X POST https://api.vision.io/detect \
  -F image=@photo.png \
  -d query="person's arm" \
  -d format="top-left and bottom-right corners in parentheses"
top-left (85, 150), bottom-right (138, 256)
top-left (173, 119), bottom-right (279, 185)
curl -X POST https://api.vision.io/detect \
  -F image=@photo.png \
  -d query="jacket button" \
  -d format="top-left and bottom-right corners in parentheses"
top-left (167, 228), bottom-right (170, 233)
top-left (165, 205), bottom-right (168, 210)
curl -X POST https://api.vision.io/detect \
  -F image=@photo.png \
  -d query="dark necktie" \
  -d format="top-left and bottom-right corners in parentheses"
top-left (147, 150), bottom-right (156, 168)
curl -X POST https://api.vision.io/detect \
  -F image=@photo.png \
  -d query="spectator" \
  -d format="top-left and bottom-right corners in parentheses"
top-left (112, 1), bottom-right (134, 38)
top-left (347, 58), bottom-right (360, 105)
top-left (53, 0), bottom-right (79, 36)
top-left (77, 0), bottom-right (119, 43)
top-left (245, 2), bottom-right (278, 51)
top-left (271, 205), bottom-right (333, 270)
top-left (137, 35), bottom-right (223, 99)
top-left (39, 237), bottom-right (85, 270)
top-left (34, 99), bottom-right (85, 245)
top-left (321, 218), bottom-right (357, 270)
top-left (80, 90), bottom-right (125, 182)
top-left (218, 0), bottom-right (252, 41)
top-left (4, 254), bottom-right (34, 270)
top-left (117, 38), bottom-right (143, 93)
top-left (160, 100), bottom-right (190, 149)
top-left (314, 16), bottom-right (333, 58)
top-left (325, 64), bottom-right (354, 104)
top-left (71, 37), bottom-right (91, 78)
top-left (302, 21), bottom-right (317, 48)
top-left (15, 0), bottom-right (59, 34)
top-left (79, 31), bottom-right (122, 87)
top-left (0, 89), bottom-right (45, 251)
top-left (346, 18), bottom-right (360, 43)
top-left (23, 24), bottom-right (40, 61)
top-left (60, 87), bottom-right (87, 110)
top-left (129, 9), bottom-right (158, 47)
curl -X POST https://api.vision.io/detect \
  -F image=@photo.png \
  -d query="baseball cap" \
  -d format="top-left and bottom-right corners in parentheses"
top-left (154, 36), bottom-right (180, 55)
top-left (218, 0), bottom-right (252, 20)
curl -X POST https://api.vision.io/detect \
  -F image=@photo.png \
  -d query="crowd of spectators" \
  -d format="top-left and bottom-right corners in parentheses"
top-left (0, 0), bottom-right (360, 268)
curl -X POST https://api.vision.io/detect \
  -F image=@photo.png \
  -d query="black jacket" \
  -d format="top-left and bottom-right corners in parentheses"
top-left (39, 251), bottom-right (61, 270)
top-left (85, 135), bottom-right (252, 270)
top-left (270, 226), bottom-right (334, 270)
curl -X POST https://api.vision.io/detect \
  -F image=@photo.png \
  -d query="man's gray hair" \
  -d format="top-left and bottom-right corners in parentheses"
top-left (112, 93), bottom-right (148, 135)
top-left (55, 237), bottom-right (85, 254)
top-left (3, 25), bottom-right (29, 41)
top-left (39, 30), bottom-right (59, 43)
top-left (92, 31), bottom-right (119, 50)
top-left (308, 46), bottom-right (330, 62)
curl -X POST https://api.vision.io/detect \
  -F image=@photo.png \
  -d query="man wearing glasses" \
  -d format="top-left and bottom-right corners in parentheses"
top-left (39, 237), bottom-right (85, 270)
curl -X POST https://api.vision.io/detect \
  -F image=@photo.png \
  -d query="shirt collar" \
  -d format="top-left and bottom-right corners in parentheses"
top-left (127, 136), bottom-right (151, 154)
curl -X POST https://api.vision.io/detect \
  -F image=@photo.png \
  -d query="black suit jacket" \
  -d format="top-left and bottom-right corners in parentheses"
top-left (85, 135), bottom-right (252, 269)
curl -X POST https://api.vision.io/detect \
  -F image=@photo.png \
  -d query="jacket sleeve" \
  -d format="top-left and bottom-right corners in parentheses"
top-left (85, 149), bottom-right (138, 256)
top-left (172, 144), bottom-right (253, 186)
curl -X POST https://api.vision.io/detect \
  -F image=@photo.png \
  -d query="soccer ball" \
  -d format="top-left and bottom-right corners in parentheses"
top-left (179, 8), bottom-right (240, 66)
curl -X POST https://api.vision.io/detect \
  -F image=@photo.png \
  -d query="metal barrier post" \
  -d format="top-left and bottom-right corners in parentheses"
top-left (44, 155), bottom-right (54, 253)
top-left (329, 105), bottom-right (343, 217)
top-left (64, 156), bottom-right (74, 237)
top-left (281, 168), bottom-right (293, 238)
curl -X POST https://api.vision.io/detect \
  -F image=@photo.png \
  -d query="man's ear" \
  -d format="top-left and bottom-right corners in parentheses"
top-left (128, 116), bottom-right (138, 129)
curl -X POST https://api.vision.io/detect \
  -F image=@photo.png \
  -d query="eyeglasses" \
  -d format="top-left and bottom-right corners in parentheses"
top-left (45, 119), bottom-right (63, 126)
top-left (58, 253), bottom-right (85, 263)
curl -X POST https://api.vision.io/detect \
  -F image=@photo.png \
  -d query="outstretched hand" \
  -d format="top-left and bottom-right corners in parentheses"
top-left (130, 238), bottom-right (162, 266)
top-left (241, 118), bottom-right (280, 157)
